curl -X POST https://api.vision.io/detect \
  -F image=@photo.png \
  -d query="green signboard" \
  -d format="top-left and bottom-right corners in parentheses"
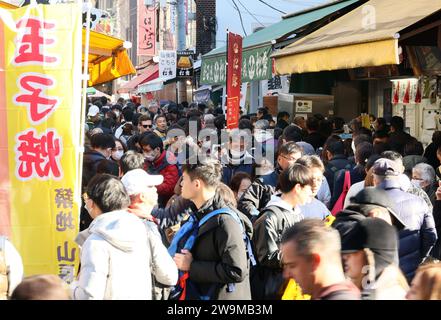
top-left (201, 45), bottom-right (273, 85)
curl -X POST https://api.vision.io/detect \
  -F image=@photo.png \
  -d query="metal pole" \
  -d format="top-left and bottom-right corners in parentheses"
top-left (176, 0), bottom-right (186, 51)
top-left (78, 0), bottom-right (92, 202)
top-left (176, 0), bottom-right (186, 103)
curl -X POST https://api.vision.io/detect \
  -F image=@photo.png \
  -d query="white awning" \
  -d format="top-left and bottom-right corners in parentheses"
top-left (138, 78), bottom-right (164, 93)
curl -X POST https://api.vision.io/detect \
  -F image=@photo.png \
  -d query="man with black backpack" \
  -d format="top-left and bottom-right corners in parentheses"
top-left (252, 164), bottom-right (314, 300)
top-left (169, 159), bottom-right (253, 300)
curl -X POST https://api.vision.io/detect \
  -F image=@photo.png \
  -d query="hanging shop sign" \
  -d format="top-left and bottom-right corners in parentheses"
top-left (201, 45), bottom-right (272, 85)
top-left (137, 1), bottom-right (156, 56)
top-left (159, 50), bottom-right (177, 79)
top-left (226, 32), bottom-right (242, 129)
top-left (176, 50), bottom-right (194, 78)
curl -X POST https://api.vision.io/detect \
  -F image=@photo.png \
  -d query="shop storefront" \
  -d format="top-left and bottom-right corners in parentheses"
top-left (272, 0), bottom-right (441, 142)
top-left (199, 0), bottom-right (359, 114)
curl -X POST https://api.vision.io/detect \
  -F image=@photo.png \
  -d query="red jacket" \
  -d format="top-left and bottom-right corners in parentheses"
top-left (145, 150), bottom-right (179, 207)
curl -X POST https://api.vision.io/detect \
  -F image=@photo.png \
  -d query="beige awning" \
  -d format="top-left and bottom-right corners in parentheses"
top-left (272, 0), bottom-right (441, 74)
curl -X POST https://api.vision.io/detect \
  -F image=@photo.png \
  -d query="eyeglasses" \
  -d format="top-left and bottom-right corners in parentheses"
top-left (280, 155), bottom-right (297, 162)
top-left (312, 176), bottom-right (324, 184)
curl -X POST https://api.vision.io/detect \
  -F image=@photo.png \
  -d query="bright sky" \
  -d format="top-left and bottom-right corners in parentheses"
top-left (216, 0), bottom-right (329, 47)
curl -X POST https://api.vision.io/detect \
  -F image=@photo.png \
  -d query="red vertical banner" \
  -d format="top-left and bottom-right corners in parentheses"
top-left (226, 32), bottom-right (242, 129)
top-left (138, 0), bottom-right (156, 56)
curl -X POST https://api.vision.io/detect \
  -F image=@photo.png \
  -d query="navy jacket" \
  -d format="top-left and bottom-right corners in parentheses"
top-left (221, 152), bottom-right (254, 185)
top-left (377, 180), bottom-right (437, 281)
top-left (330, 165), bottom-right (366, 209)
top-left (324, 155), bottom-right (353, 196)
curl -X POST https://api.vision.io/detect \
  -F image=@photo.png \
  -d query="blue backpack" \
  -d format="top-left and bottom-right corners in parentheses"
top-left (168, 207), bottom-right (256, 300)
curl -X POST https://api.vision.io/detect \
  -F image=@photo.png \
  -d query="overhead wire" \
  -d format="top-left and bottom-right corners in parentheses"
top-left (231, 0), bottom-right (248, 36)
top-left (257, 0), bottom-right (287, 15)
top-left (236, 0), bottom-right (266, 28)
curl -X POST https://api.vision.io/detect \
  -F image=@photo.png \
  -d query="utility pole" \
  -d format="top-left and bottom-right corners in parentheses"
top-left (176, 0), bottom-right (187, 103)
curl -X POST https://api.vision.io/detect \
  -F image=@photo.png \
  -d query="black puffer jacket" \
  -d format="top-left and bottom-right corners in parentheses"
top-left (80, 150), bottom-right (107, 231)
top-left (251, 195), bottom-right (303, 300)
top-left (82, 150), bottom-right (106, 190)
top-left (187, 194), bottom-right (253, 300)
top-left (378, 180), bottom-right (437, 281)
top-left (237, 179), bottom-right (276, 222)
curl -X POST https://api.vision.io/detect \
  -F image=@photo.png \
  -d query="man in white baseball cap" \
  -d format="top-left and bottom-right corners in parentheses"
top-left (86, 105), bottom-right (101, 131)
top-left (87, 105), bottom-right (100, 117)
top-left (121, 168), bottom-right (178, 299)
top-left (121, 169), bottom-right (163, 220)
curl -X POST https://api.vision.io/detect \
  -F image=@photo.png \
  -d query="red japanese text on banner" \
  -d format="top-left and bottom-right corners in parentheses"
top-left (226, 32), bottom-right (242, 129)
top-left (0, 3), bottom-right (82, 281)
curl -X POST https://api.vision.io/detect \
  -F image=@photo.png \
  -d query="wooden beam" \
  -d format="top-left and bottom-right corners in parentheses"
top-left (399, 20), bottom-right (441, 41)
top-left (406, 46), bottom-right (422, 77)
top-left (438, 26), bottom-right (441, 49)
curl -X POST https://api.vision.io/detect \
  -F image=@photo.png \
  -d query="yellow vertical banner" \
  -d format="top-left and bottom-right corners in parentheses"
top-left (1, 3), bottom-right (82, 283)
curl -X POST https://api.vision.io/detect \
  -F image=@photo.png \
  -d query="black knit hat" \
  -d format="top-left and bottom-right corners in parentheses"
top-left (341, 218), bottom-right (398, 261)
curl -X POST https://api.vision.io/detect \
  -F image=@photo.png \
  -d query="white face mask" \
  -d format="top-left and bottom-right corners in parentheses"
top-left (411, 179), bottom-right (424, 189)
top-left (114, 110), bottom-right (120, 118)
top-left (143, 152), bottom-right (156, 162)
top-left (112, 150), bottom-right (124, 161)
top-left (230, 149), bottom-right (245, 158)
top-left (84, 202), bottom-right (92, 217)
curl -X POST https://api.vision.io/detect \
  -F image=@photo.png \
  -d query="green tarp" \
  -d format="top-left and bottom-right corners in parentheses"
top-left (201, 45), bottom-right (272, 85)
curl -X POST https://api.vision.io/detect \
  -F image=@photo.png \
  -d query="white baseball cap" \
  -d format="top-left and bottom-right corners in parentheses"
top-left (87, 105), bottom-right (100, 117)
top-left (121, 169), bottom-right (164, 196)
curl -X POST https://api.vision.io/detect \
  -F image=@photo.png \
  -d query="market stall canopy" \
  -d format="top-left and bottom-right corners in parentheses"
top-left (86, 87), bottom-right (112, 100)
top-left (84, 29), bottom-right (136, 87)
top-left (117, 64), bottom-right (158, 94)
top-left (0, 1), bottom-right (135, 86)
top-left (194, 84), bottom-right (212, 92)
top-left (200, 0), bottom-right (359, 85)
top-left (272, 0), bottom-right (441, 74)
top-left (138, 76), bottom-right (163, 94)
top-left (0, 0), bottom-right (16, 9)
